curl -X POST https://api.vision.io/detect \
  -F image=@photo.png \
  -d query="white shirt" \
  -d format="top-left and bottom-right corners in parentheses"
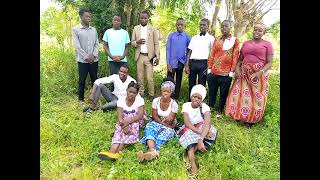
top-left (182, 102), bottom-right (210, 125)
top-left (117, 95), bottom-right (144, 112)
top-left (94, 74), bottom-right (136, 99)
top-left (188, 32), bottom-right (215, 60)
top-left (152, 97), bottom-right (178, 118)
top-left (140, 25), bottom-right (148, 53)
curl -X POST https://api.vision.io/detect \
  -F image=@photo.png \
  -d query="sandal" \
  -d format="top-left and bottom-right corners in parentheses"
top-left (183, 152), bottom-right (191, 170)
top-left (98, 151), bottom-right (119, 161)
top-left (188, 172), bottom-right (198, 180)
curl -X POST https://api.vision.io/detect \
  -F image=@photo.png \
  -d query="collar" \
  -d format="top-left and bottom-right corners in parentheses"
top-left (80, 24), bottom-right (92, 29)
top-left (220, 34), bottom-right (232, 40)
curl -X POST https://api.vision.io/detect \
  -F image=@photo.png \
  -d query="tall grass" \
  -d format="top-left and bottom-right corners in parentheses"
top-left (40, 44), bottom-right (280, 180)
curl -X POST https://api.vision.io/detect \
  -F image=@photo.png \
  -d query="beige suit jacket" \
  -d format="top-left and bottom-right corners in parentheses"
top-left (131, 24), bottom-right (160, 61)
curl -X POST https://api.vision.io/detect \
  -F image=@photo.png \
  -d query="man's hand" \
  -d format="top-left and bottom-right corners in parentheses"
top-left (250, 71), bottom-right (263, 81)
top-left (229, 72), bottom-right (235, 78)
top-left (197, 140), bottom-right (207, 152)
top-left (185, 66), bottom-right (190, 75)
top-left (136, 39), bottom-right (146, 44)
top-left (167, 64), bottom-right (172, 72)
top-left (154, 57), bottom-right (159, 66)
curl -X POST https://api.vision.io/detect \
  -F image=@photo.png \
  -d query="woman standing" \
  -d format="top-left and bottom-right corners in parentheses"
top-left (98, 81), bottom-right (145, 161)
top-left (137, 78), bottom-right (178, 161)
top-left (225, 23), bottom-right (274, 128)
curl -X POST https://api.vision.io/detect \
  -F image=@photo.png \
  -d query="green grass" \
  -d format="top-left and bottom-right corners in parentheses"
top-left (40, 44), bottom-right (280, 180)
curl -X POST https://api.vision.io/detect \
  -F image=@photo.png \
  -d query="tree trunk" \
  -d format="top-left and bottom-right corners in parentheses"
top-left (211, 0), bottom-right (222, 36)
top-left (126, 0), bottom-right (132, 32)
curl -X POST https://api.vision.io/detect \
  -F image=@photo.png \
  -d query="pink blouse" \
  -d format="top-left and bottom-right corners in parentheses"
top-left (241, 40), bottom-right (273, 64)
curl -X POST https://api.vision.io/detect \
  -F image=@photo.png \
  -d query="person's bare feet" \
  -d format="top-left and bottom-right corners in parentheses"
top-left (136, 151), bottom-right (144, 162)
top-left (244, 122), bottom-right (253, 128)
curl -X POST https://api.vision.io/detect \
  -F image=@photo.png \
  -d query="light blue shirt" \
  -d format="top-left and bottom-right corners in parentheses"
top-left (102, 28), bottom-right (130, 62)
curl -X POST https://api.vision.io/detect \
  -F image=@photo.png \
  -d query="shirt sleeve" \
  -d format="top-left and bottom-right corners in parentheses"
top-left (188, 37), bottom-right (194, 50)
top-left (136, 96), bottom-right (145, 107)
top-left (166, 33), bottom-right (172, 64)
top-left (102, 30), bottom-right (108, 43)
top-left (171, 100), bottom-right (178, 113)
top-left (266, 41), bottom-right (274, 55)
top-left (125, 30), bottom-right (130, 44)
top-left (72, 27), bottom-right (88, 59)
top-left (231, 38), bottom-right (240, 72)
top-left (117, 97), bottom-right (124, 108)
top-left (201, 103), bottom-right (210, 113)
top-left (94, 75), bottom-right (114, 85)
top-left (152, 97), bottom-right (159, 109)
top-left (182, 103), bottom-right (189, 113)
top-left (93, 28), bottom-right (100, 58)
top-left (208, 38), bottom-right (217, 70)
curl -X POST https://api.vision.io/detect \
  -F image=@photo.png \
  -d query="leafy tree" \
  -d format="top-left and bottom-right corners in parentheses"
top-left (40, 4), bottom-right (79, 48)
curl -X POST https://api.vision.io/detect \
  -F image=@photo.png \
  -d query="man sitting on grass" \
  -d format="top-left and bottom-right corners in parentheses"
top-left (83, 64), bottom-right (136, 112)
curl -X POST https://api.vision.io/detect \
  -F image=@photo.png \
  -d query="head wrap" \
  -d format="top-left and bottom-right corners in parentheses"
top-left (161, 81), bottom-right (175, 93)
top-left (190, 84), bottom-right (206, 100)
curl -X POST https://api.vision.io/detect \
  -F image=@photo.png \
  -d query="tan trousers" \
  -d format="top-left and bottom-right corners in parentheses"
top-left (137, 54), bottom-right (154, 96)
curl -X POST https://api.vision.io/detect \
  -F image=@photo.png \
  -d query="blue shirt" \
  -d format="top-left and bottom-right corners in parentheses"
top-left (166, 31), bottom-right (191, 68)
top-left (102, 28), bottom-right (130, 62)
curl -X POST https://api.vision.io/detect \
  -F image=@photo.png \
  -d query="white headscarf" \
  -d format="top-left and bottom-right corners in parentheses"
top-left (190, 84), bottom-right (207, 100)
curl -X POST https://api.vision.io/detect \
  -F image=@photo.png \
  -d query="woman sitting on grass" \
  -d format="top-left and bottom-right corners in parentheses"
top-left (137, 77), bottom-right (178, 162)
top-left (178, 84), bottom-right (218, 178)
top-left (98, 81), bottom-right (145, 161)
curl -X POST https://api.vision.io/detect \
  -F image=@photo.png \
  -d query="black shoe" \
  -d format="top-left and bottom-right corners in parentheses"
top-left (83, 106), bottom-right (92, 113)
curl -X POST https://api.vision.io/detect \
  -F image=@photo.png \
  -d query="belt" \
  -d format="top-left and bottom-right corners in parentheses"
top-left (191, 59), bottom-right (207, 61)
top-left (140, 52), bottom-right (148, 56)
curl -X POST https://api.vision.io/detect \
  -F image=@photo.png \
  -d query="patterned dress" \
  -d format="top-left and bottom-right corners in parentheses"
top-left (140, 97), bottom-right (178, 151)
top-left (111, 96), bottom-right (145, 144)
top-left (225, 40), bottom-right (273, 123)
top-left (178, 102), bottom-right (218, 149)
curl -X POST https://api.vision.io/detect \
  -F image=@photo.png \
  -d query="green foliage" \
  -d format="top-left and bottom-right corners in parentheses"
top-left (40, 42), bottom-right (280, 179)
top-left (151, 4), bottom-right (205, 46)
top-left (40, 5), bottom-right (79, 47)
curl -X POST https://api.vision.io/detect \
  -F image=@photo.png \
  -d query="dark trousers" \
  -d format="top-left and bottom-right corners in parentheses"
top-left (167, 61), bottom-right (184, 99)
top-left (188, 60), bottom-right (208, 98)
top-left (94, 84), bottom-right (118, 111)
top-left (78, 62), bottom-right (98, 101)
top-left (108, 61), bottom-right (128, 75)
top-left (207, 73), bottom-right (232, 113)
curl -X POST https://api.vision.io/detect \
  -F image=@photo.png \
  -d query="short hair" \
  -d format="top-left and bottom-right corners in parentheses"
top-left (79, 8), bottom-right (90, 17)
top-left (200, 18), bottom-right (210, 26)
top-left (222, 20), bottom-right (232, 26)
top-left (127, 81), bottom-right (139, 91)
top-left (113, 15), bottom-right (122, 19)
top-left (120, 64), bottom-right (129, 71)
top-left (140, 10), bottom-right (149, 17)
top-left (177, 18), bottom-right (185, 22)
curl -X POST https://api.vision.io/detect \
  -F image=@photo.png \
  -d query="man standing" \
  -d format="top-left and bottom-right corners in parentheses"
top-left (166, 18), bottom-right (191, 100)
top-left (131, 10), bottom-right (160, 101)
top-left (185, 18), bottom-right (214, 100)
top-left (72, 8), bottom-right (100, 102)
top-left (207, 20), bottom-right (239, 117)
top-left (103, 15), bottom-right (130, 75)
top-left (84, 64), bottom-right (136, 112)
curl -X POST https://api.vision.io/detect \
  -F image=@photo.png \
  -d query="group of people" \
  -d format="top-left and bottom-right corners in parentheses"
top-left (72, 8), bottom-right (274, 177)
